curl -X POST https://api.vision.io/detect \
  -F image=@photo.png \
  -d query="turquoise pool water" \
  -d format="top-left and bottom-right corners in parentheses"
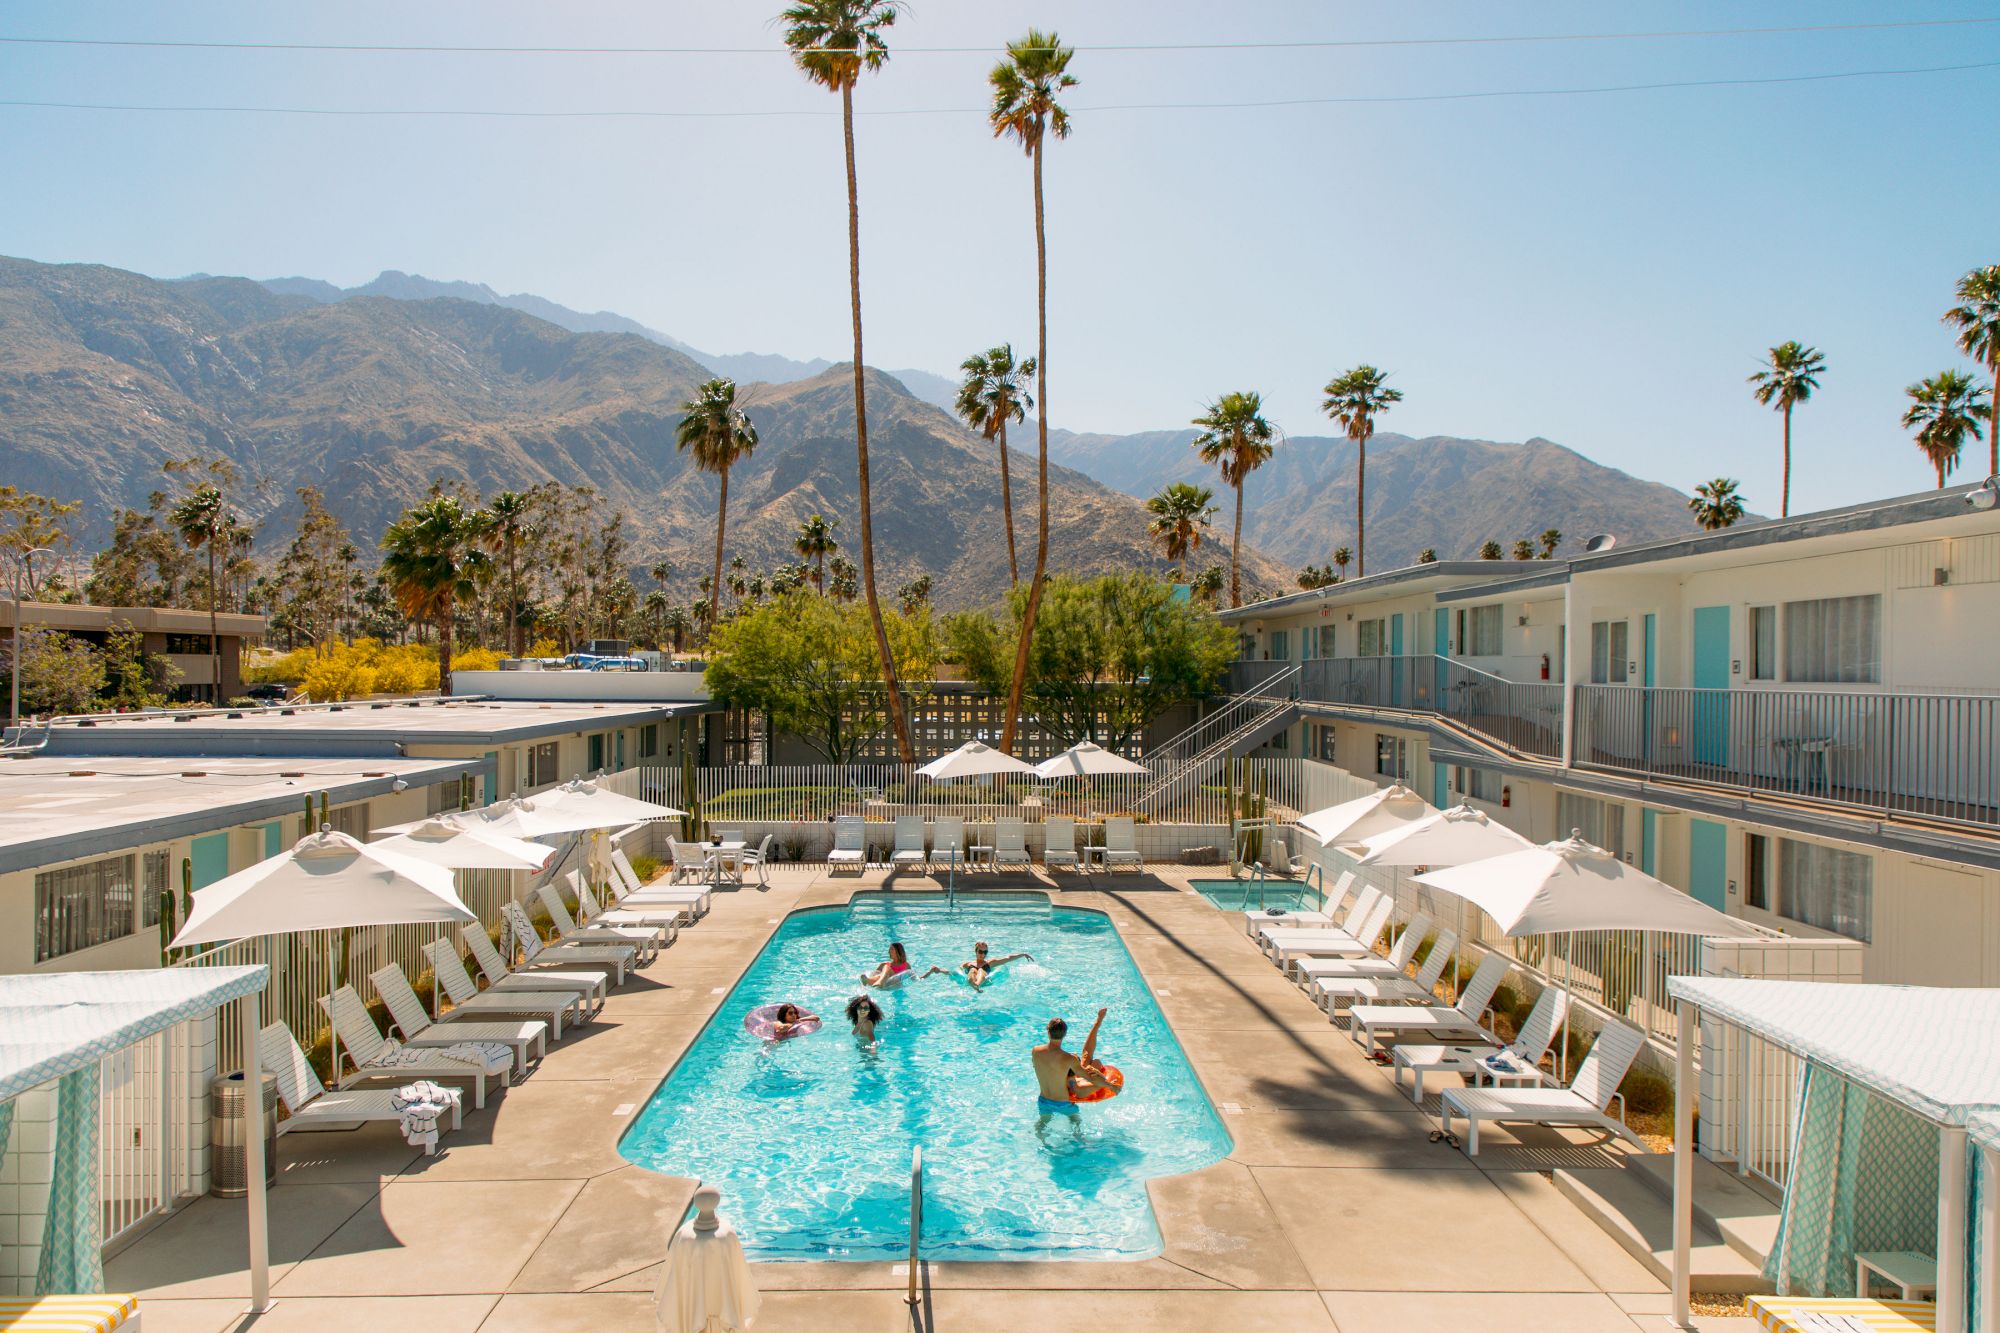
top-left (1190, 877), bottom-right (1325, 913)
top-left (619, 893), bottom-right (1230, 1262)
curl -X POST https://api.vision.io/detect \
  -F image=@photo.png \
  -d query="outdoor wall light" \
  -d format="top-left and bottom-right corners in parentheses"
top-left (1968, 476), bottom-right (1999, 510)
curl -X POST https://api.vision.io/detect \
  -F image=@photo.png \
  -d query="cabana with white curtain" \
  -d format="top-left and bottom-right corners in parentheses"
top-left (1666, 978), bottom-right (2000, 1332)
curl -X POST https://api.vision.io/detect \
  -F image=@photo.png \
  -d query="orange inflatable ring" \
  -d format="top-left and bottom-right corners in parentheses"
top-left (1069, 1063), bottom-right (1124, 1104)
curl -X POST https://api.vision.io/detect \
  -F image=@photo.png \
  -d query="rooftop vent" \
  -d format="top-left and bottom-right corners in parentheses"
top-left (1583, 533), bottom-right (1618, 553)
top-left (181, 771), bottom-right (206, 778)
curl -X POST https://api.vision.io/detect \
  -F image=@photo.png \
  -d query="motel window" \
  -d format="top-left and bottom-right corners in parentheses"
top-left (1374, 733), bottom-right (1406, 778)
top-left (1782, 595), bottom-right (1880, 684)
top-left (527, 741), bottom-right (560, 789)
top-left (301, 803), bottom-right (370, 843)
top-left (1590, 620), bottom-right (1630, 684)
top-left (1744, 833), bottom-right (1771, 910)
top-left (1557, 791), bottom-right (1625, 859)
top-left (588, 733), bottom-right (607, 773)
top-left (1268, 630), bottom-right (1289, 661)
top-left (1749, 607), bottom-right (1778, 682)
top-left (1237, 633), bottom-right (1257, 661)
top-left (1454, 766), bottom-right (1504, 804)
top-left (640, 724), bottom-right (660, 759)
top-left (1457, 605), bottom-right (1502, 657)
top-left (427, 779), bottom-right (461, 816)
top-left (35, 855), bottom-right (138, 963)
top-left (142, 848), bottom-right (170, 927)
top-left (1776, 839), bottom-right (1872, 942)
top-left (1313, 725), bottom-right (1338, 763)
top-left (1357, 619), bottom-right (1387, 657)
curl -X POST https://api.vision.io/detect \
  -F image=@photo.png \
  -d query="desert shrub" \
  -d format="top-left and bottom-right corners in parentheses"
top-left (629, 853), bottom-right (663, 883)
top-left (451, 646), bottom-right (503, 672)
top-left (1619, 1069), bottom-right (1673, 1117)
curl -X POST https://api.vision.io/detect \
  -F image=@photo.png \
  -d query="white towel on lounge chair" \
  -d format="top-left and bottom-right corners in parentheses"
top-left (372, 1037), bottom-right (514, 1076)
top-left (389, 1080), bottom-right (458, 1151)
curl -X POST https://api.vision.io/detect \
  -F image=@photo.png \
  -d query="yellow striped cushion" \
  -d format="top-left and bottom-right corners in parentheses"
top-left (1747, 1295), bottom-right (1936, 1332)
top-left (0, 1294), bottom-right (139, 1332)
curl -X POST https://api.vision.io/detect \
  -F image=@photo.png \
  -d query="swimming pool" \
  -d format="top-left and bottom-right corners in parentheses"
top-left (619, 893), bottom-right (1230, 1261)
top-left (1190, 877), bottom-right (1325, 913)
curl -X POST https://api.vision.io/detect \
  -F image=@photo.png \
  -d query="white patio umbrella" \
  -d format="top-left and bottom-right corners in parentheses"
top-left (450, 779), bottom-right (685, 839)
top-left (917, 740), bottom-right (1037, 779)
top-left (1296, 783), bottom-right (1433, 846)
top-left (1032, 741), bottom-right (1148, 779)
top-left (1413, 830), bottom-right (1763, 1074)
top-left (371, 818), bottom-right (555, 871)
top-left (655, 1184), bottom-right (760, 1333)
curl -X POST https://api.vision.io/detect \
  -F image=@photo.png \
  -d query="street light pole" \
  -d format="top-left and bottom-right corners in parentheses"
top-left (7, 545), bottom-right (55, 740)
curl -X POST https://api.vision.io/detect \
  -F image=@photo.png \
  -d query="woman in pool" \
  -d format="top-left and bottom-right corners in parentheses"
top-left (771, 1002), bottom-right (819, 1039)
top-left (846, 994), bottom-right (883, 1046)
top-left (860, 941), bottom-right (913, 988)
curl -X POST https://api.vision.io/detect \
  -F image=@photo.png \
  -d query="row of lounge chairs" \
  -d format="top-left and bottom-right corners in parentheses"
top-left (1245, 873), bottom-right (1646, 1158)
top-left (257, 844), bottom-right (710, 1154)
top-left (825, 814), bottom-right (1143, 875)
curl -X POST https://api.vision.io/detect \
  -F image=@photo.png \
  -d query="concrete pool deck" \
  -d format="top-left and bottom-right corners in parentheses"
top-left (109, 864), bottom-right (1756, 1332)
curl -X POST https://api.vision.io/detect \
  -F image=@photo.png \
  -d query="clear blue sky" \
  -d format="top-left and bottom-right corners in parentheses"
top-left (2, 2), bottom-right (1996, 513)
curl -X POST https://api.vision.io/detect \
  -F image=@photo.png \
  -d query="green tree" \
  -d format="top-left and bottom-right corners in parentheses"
top-left (1332, 545), bottom-right (1352, 577)
top-left (782, 0), bottom-right (915, 763)
top-left (275, 487), bottom-right (351, 650)
top-left (1537, 528), bottom-right (1563, 559)
top-left (1478, 540), bottom-right (1503, 560)
top-left (956, 343), bottom-right (1036, 584)
top-left (705, 590), bottom-right (936, 763)
top-left (484, 489), bottom-right (538, 657)
top-left (1144, 481), bottom-right (1217, 582)
top-left (1902, 369), bottom-right (1989, 489)
top-left (794, 513), bottom-right (840, 593)
top-left (6, 629), bottom-right (104, 715)
top-left (163, 457), bottom-right (242, 700)
top-left (1417, 548), bottom-right (1438, 564)
top-left (98, 620), bottom-right (182, 710)
top-left (989, 27), bottom-right (1077, 755)
top-left (1295, 564), bottom-right (1338, 590)
top-left (1512, 538), bottom-right (1534, 561)
top-left (1943, 265), bottom-right (2000, 480)
top-left (675, 377), bottom-right (759, 626)
top-left (379, 496), bottom-right (492, 696)
top-left (1688, 478), bottom-right (1746, 531)
top-left (946, 571), bottom-right (1234, 752)
top-left (1748, 340), bottom-right (1825, 518)
top-left (828, 554), bottom-right (859, 602)
top-left (0, 487), bottom-right (78, 600)
top-left (897, 574), bottom-right (933, 615)
top-left (1191, 390), bottom-right (1277, 608)
top-left (1191, 565), bottom-right (1225, 606)
top-left (1321, 365), bottom-right (1402, 577)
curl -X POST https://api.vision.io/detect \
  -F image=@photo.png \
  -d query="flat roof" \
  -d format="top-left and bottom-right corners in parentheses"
top-left (0, 600), bottom-right (267, 636)
top-left (1218, 564), bottom-right (1528, 623)
top-left (38, 697), bottom-right (700, 758)
top-left (0, 754), bottom-right (485, 874)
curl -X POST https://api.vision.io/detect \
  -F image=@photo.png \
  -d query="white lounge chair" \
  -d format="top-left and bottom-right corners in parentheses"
top-left (459, 925), bottom-right (608, 1014)
top-left (1393, 982), bottom-right (1569, 1103)
top-left (993, 818), bottom-right (1031, 870)
top-left (259, 1022), bottom-right (460, 1153)
top-left (391, 946), bottom-right (583, 1041)
top-left (572, 876), bottom-right (682, 940)
top-left (1350, 950), bottom-right (1512, 1054)
top-left (828, 816), bottom-right (867, 874)
top-left (1439, 1019), bottom-right (1647, 1157)
top-left (1101, 817), bottom-right (1142, 872)
top-left (1043, 816), bottom-right (1079, 872)
top-left (930, 816), bottom-right (965, 873)
top-left (890, 815), bottom-right (928, 870)
top-left (1259, 894), bottom-right (1395, 966)
top-left (611, 848), bottom-right (709, 918)
top-left (544, 879), bottom-right (664, 958)
top-left (369, 959), bottom-right (549, 1074)
top-left (1296, 914), bottom-right (1433, 989)
top-left (1313, 925), bottom-right (1457, 1014)
top-left (501, 901), bottom-right (635, 985)
top-left (318, 986), bottom-right (506, 1109)
top-left (1239, 871), bottom-right (1358, 936)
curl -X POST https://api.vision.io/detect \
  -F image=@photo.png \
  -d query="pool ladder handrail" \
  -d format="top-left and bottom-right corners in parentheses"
top-left (1247, 861), bottom-right (1269, 912)
top-left (905, 1145), bottom-right (923, 1308)
top-left (1302, 862), bottom-right (1327, 912)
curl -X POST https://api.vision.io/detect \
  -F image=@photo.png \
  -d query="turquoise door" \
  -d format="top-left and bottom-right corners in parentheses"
top-left (190, 832), bottom-right (231, 889)
top-left (1643, 614), bottom-right (1657, 687)
top-left (1389, 614), bottom-right (1406, 706)
top-left (1687, 818), bottom-right (1728, 910)
top-left (1690, 606), bottom-right (1731, 766)
top-left (1432, 608), bottom-right (1450, 707)
top-left (1640, 808), bottom-right (1658, 876)
top-left (1432, 761), bottom-right (1449, 808)
top-left (483, 750), bottom-right (499, 804)
top-left (262, 822), bottom-right (283, 858)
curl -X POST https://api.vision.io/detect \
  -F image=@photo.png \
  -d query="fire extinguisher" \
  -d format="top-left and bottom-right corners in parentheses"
top-left (1501, 784), bottom-right (1512, 808)
top-left (1539, 653), bottom-right (1550, 681)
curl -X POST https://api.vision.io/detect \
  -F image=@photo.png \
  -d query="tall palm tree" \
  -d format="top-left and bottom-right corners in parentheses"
top-left (794, 513), bottom-right (840, 593)
top-left (674, 377), bottom-right (758, 626)
top-left (1143, 481), bottom-right (1216, 582)
top-left (1688, 478), bottom-right (1746, 531)
top-left (1537, 528), bottom-right (1562, 559)
top-left (1748, 341), bottom-right (1825, 518)
top-left (1902, 370), bottom-right (1990, 489)
top-left (1321, 365), bottom-right (1402, 577)
top-left (167, 482), bottom-right (228, 699)
top-left (955, 343), bottom-right (1037, 584)
top-left (988, 28), bottom-right (1077, 754)
top-left (380, 496), bottom-right (492, 696)
top-left (1332, 546), bottom-right (1352, 578)
top-left (1943, 265), bottom-right (2000, 479)
top-left (782, 0), bottom-right (915, 763)
top-left (1191, 391), bottom-right (1277, 608)
top-left (483, 490), bottom-right (534, 657)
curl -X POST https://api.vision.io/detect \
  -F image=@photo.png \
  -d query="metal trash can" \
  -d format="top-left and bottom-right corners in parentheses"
top-left (210, 1071), bottom-right (278, 1197)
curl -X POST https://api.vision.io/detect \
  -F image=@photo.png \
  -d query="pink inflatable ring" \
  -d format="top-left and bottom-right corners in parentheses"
top-left (744, 1004), bottom-right (822, 1040)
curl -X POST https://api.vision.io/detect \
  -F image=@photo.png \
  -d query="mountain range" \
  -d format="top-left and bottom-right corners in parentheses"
top-left (0, 255), bottom-right (1286, 606)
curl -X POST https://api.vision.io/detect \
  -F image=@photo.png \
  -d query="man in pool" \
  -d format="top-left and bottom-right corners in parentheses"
top-left (1033, 1009), bottom-right (1114, 1129)
top-left (922, 940), bottom-right (1032, 990)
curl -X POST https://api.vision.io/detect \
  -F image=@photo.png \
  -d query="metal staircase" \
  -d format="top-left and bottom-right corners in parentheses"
top-left (1133, 666), bottom-right (1300, 815)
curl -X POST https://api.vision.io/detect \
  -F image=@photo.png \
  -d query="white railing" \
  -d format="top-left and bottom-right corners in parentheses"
top-left (1710, 1022), bottom-right (1807, 1191)
top-left (98, 1024), bottom-right (198, 1247)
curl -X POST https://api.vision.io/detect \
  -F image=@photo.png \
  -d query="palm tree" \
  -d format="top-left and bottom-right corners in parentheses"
top-left (1537, 528), bottom-right (1562, 559)
top-left (1191, 391), bottom-right (1277, 608)
top-left (166, 482), bottom-right (228, 698)
top-left (1748, 341), bottom-right (1825, 518)
top-left (782, 0), bottom-right (914, 762)
top-left (1332, 546), bottom-right (1352, 578)
top-left (794, 513), bottom-right (840, 592)
top-left (1191, 564), bottom-right (1225, 606)
top-left (955, 343), bottom-right (1036, 584)
top-left (1321, 365), bottom-right (1402, 577)
top-left (380, 496), bottom-right (492, 696)
top-left (1478, 541), bottom-right (1503, 560)
top-left (1143, 481), bottom-right (1216, 582)
top-left (1902, 370), bottom-right (1990, 489)
top-left (674, 377), bottom-right (758, 626)
top-left (1944, 265), bottom-right (2000, 479)
top-left (1417, 548), bottom-right (1438, 564)
top-left (989, 28), bottom-right (1077, 754)
top-left (1512, 539), bottom-right (1535, 561)
top-left (483, 490), bottom-right (535, 657)
top-left (1688, 478), bottom-right (1746, 531)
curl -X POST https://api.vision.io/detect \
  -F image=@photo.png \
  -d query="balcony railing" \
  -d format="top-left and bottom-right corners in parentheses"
top-left (1573, 683), bottom-right (2000, 829)
top-left (1233, 655), bottom-right (1564, 760)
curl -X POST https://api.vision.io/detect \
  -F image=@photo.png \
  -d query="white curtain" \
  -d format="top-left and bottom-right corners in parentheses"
top-left (1776, 839), bottom-right (1873, 943)
top-left (1783, 595), bottom-right (1880, 684)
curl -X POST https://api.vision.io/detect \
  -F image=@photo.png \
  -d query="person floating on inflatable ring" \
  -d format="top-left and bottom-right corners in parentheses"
top-left (922, 940), bottom-right (1032, 990)
top-left (1033, 1008), bottom-right (1121, 1138)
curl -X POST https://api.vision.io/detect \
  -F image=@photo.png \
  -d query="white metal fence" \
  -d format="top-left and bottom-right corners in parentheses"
top-left (98, 1025), bottom-right (196, 1248)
